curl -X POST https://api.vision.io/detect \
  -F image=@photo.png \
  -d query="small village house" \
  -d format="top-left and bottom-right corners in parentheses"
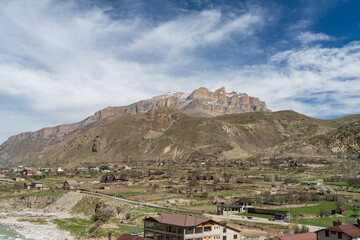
top-left (316, 220), bottom-right (360, 240)
top-left (271, 232), bottom-right (317, 240)
top-left (30, 181), bottom-right (44, 189)
top-left (63, 180), bottom-right (80, 190)
top-left (217, 198), bottom-right (254, 215)
top-left (13, 177), bottom-right (25, 182)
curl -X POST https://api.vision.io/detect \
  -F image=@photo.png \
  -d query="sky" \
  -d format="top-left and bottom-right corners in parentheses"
top-left (0, 0), bottom-right (360, 144)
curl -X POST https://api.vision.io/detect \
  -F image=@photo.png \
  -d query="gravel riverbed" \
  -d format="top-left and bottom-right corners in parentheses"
top-left (0, 211), bottom-right (75, 240)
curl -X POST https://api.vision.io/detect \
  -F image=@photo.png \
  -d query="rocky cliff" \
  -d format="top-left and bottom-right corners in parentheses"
top-left (3, 87), bottom-right (268, 142)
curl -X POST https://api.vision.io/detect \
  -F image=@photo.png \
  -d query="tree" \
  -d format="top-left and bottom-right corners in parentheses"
top-left (319, 208), bottom-right (331, 217)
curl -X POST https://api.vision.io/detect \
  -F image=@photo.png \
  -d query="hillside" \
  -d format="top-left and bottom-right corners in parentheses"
top-left (3, 86), bottom-right (268, 143)
top-left (1, 108), bottom-right (359, 167)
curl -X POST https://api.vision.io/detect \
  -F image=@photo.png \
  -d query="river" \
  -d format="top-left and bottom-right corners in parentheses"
top-left (0, 223), bottom-right (24, 240)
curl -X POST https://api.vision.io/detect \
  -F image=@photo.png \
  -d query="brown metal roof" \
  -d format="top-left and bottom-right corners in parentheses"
top-left (272, 232), bottom-right (316, 240)
top-left (145, 214), bottom-right (210, 227)
top-left (322, 224), bottom-right (360, 237)
top-left (116, 234), bottom-right (148, 240)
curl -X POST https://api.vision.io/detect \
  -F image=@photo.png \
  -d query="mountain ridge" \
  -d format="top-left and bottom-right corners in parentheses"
top-left (4, 86), bottom-right (268, 143)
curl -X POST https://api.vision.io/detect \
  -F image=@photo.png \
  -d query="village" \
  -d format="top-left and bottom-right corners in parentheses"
top-left (0, 156), bottom-right (360, 240)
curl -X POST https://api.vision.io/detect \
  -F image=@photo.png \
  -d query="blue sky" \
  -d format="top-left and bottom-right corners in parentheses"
top-left (0, 0), bottom-right (360, 143)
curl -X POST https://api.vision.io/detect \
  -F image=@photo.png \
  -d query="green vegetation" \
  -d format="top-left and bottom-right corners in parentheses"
top-left (298, 217), bottom-right (339, 227)
top-left (53, 218), bottom-right (93, 238)
top-left (0, 189), bottom-right (63, 199)
top-left (18, 218), bottom-right (47, 224)
top-left (278, 202), bottom-right (336, 215)
top-left (71, 196), bottom-right (99, 216)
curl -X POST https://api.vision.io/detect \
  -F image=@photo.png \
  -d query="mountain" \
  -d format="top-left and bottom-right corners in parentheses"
top-left (1, 87), bottom-right (359, 167)
top-left (3, 87), bottom-right (268, 143)
top-left (1, 107), bottom-right (360, 167)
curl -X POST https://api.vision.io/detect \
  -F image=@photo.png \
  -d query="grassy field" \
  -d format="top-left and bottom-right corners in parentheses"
top-left (278, 202), bottom-right (336, 216)
top-left (53, 218), bottom-right (93, 238)
top-left (298, 216), bottom-right (341, 227)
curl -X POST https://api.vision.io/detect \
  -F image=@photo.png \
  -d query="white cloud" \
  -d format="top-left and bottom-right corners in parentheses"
top-left (0, 0), bottom-right (359, 144)
top-left (296, 31), bottom-right (333, 44)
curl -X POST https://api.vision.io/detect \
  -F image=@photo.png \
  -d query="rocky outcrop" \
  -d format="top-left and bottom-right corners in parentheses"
top-left (3, 87), bottom-right (268, 143)
top-left (0, 87), bottom-right (270, 166)
top-left (0, 195), bottom-right (61, 209)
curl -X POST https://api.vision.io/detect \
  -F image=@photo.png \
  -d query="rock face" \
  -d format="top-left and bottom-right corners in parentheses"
top-left (0, 195), bottom-right (61, 209)
top-left (0, 87), bottom-right (271, 166)
top-left (3, 87), bottom-right (268, 142)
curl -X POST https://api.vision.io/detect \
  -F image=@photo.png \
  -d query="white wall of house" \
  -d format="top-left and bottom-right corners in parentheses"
top-left (184, 223), bottom-right (242, 240)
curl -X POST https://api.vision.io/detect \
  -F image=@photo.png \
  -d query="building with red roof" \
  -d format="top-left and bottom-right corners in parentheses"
top-left (117, 234), bottom-right (149, 240)
top-left (144, 214), bottom-right (241, 240)
top-left (271, 232), bottom-right (317, 240)
top-left (316, 220), bottom-right (360, 240)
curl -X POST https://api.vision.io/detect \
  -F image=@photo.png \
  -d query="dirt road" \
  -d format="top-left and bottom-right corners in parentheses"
top-left (205, 214), bottom-right (325, 232)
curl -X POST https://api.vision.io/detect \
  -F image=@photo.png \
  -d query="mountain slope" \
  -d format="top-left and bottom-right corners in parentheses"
top-left (2, 108), bottom-right (359, 167)
top-left (2, 86), bottom-right (268, 145)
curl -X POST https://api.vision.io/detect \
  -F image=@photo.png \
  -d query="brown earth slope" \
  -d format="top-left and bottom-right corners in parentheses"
top-left (1, 108), bottom-right (359, 167)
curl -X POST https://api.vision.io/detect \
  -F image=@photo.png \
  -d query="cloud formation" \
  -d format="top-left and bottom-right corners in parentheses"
top-left (296, 31), bottom-right (333, 44)
top-left (0, 0), bottom-right (359, 143)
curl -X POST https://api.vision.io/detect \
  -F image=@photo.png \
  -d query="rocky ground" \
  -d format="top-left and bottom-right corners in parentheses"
top-left (0, 212), bottom-right (74, 240)
top-left (0, 192), bottom-right (85, 240)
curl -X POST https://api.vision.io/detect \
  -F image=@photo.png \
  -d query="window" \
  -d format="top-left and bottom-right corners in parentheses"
top-left (204, 227), bottom-right (212, 232)
top-left (325, 230), bottom-right (329, 237)
top-left (223, 236), bottom-right (227, 240)
top-left (186, 228), bottom-right (194, 234)
top-left (195, 227), bottom-right (203, 234)
top-left (223, 228), bottom-right (227, 233)
top-left (331, 231), bottom-right (336, 235)
top-left (338, 232), bottom-right (342, 239)
top-left (234, 235), bottom-right (238, 239)
top-left (178, 228), bottom-right (184, 234)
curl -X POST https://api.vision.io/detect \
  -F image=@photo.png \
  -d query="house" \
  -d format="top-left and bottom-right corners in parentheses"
top-left (100, 174), bottom-right (116, 183)
top-left (100, 175), bottom-right (109, 183)
top-left (271, 232), bottom-right (317, 240)
top-left (124, 165), bottom-right (132, 170)
top-left (217, 198), bottom-right (254, 215)
top-left (301, 181), bottom-right (322, 186)
top-left (63, 180), bottom-right (80, 190)
top-left (24, 182), bottom-right (31, 189)
top-left (100, 174), bottom-right (117, 183)
top-left (13, 177), bottom-right (25, 182)
top-left (31, 181), bottom-right (43, 189)
top-left (117, 234), bottom-right (149, 240)
top-left (144, 213), bottom-right (242, 240)
top-left (21, 170), bottom-right (38, 176)
top-left (0, 174), bottom-right (6, 179)
top-left (108, 174), bottom-right (116, 182)
top-left (100, 166), bottom-right (111, 173)
top-left (316, 220), bottom-right (360, 240)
